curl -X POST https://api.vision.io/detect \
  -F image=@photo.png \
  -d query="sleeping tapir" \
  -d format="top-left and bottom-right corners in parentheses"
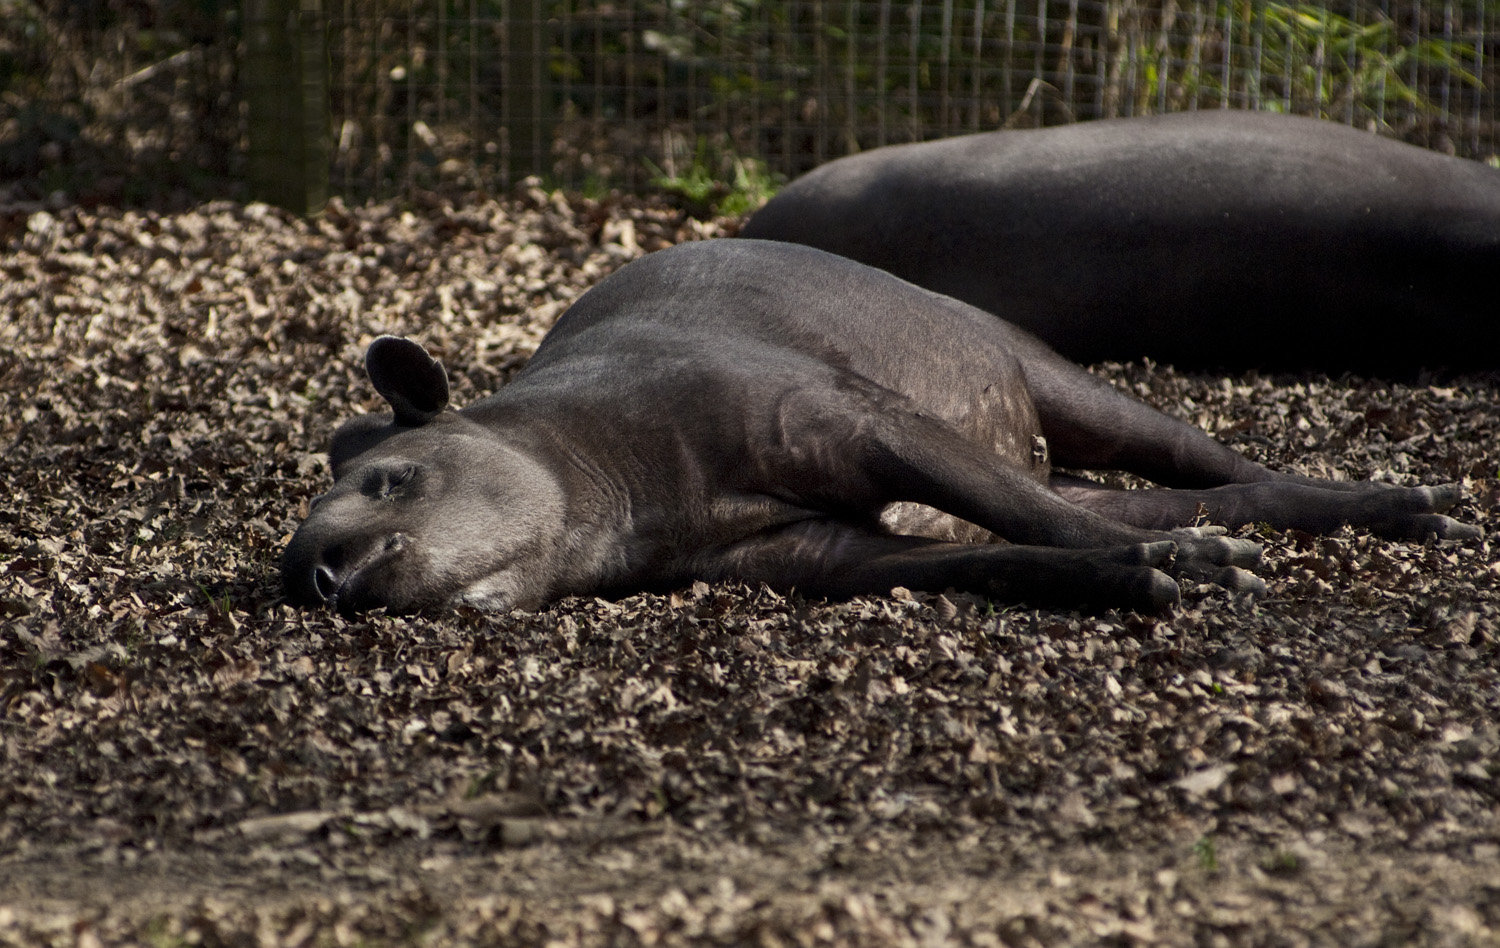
top-left (740, 111), bottom-right (1500, 373)
top-left (282, 240), bottom-right (1476, 616)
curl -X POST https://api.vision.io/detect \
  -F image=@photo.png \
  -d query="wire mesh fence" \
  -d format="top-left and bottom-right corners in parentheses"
top-left (1, 0), bottom-right (1495, 206)
top-left (0, 0), bottom-right (239, 205)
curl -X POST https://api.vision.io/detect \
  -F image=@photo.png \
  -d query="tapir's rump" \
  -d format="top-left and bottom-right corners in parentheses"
top-left (283, 240), bottom-right (1479, 616)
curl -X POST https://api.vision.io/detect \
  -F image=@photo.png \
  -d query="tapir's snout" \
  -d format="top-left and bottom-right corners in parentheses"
top-left (282, 523), bottom-right (412, 614)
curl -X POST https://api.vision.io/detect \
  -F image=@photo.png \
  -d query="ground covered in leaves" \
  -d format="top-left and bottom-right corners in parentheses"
top-left (1, 188), bottom-right (1498, 946)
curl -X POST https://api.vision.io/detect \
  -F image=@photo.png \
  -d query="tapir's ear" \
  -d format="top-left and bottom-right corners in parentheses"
top-left (365, 336), bottom-right (450, 426)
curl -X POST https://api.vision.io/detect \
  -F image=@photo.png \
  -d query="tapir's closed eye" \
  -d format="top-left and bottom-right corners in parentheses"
top-left (362, 464), bottom-right (419, 499)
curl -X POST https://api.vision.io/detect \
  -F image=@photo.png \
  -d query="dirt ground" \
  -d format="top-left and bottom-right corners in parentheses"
top-left (1, 189), bottom-right (1498, 946)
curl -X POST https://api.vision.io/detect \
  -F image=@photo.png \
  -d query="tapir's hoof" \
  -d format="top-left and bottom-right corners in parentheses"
top-left (1357, 483), bottom-right (1479, 541)
top-left (1220, 538), bottom-right (1264, 568)
top-left (1167, 533), bottom-right (1263, 595)
top-left (1437, 518), bottom-right (1483, 541)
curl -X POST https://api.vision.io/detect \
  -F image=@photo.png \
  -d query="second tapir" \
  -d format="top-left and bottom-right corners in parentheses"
top-left (740, 111), bottom-right (1500, 373)
top-left (282, 240), bottom-right (1477, 616)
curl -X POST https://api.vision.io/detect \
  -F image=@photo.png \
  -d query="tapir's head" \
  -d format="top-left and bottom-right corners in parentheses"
top-left (282, 337), bottom-right (565, 614)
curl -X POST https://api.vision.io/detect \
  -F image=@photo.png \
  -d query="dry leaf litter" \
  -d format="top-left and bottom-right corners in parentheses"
top-left (1, 189), bottom-right (1498, 946)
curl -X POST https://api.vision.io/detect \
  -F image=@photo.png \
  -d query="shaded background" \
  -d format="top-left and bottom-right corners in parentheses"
top-left (1, 0), bottom-right (1496, 209)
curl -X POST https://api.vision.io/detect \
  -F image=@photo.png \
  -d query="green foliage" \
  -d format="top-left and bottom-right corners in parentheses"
top-left (648, 140), bottom-right (781, 218)
top-left (1260, 848), bottom-right (1305, 876)
top-left (1194, 835), bottom-right (1220, 873)
top-left (464, 768), bottom-right (507, 798)
top-left (143, 914), bottom-right (193, 948)
top-left (1256, 1), bottom-right (1481, 115)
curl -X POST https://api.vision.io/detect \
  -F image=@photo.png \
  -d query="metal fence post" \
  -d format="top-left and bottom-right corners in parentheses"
top-left (245, 0), bottom-right (329, 215)
top-left (505, 0), bottom-right (551, 183)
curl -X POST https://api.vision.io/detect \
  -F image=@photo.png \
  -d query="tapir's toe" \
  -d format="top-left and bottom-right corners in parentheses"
top-left (1123, 540), bottom-right (1178, 568)
top-left (1415, 484), bottom-right (1463, 513)
top-left (1170, 533), bottom-right (1263, 572)
top-left (1172, 525), bottom-right (1228, 538)
top-left (1143, 568), bottom-right (1182, 612)
top-left (1395, 513), bottom-right (1483, 542)
top-left (1207, 566), bottom-right (1267, 597)
top-left (1221, 538), bottom-right (1264, 568)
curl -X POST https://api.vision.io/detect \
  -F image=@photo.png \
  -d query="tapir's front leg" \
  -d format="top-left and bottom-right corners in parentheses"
top-left (771, 390), bottom-right (1264, 586)
top-left (694, 519), bottom-right (1187, 613)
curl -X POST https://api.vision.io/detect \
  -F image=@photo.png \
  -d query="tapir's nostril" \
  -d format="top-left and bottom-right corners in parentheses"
top-left (313, 564), bottom-right (340, 602)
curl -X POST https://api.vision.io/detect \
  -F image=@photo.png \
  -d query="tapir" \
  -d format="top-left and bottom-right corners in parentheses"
top-left (739, 111), bottom-right (1500, 373)
top-left (282, 240), bottom-right (1476, 616)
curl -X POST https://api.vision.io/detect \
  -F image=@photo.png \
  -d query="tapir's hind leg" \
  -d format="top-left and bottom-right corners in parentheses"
top-left (1002, 330), bottom-right (1308, 486)
top-left (1050, 474), bottom-right (1478, 540)
top-left (994, 326), bottom-right (1476, 538)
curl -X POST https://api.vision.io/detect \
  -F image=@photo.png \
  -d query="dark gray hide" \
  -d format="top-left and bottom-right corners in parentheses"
top-left (740, 111), bottom-right (1500, 374)
top-left (282, 240), bottom-right (1477, 616)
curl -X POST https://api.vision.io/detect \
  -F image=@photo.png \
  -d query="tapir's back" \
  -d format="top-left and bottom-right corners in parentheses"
top-left (513, 240), bottom-right (1048, 468)
top-left (525, 239), bottom-right (1036, 401)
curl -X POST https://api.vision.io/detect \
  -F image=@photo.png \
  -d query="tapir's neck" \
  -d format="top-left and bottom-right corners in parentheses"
top-left (459, 405), bottom-right (642, 601)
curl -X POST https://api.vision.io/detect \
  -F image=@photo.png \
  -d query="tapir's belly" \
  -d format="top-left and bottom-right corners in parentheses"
top-left (874, 357), bottom-right (1049, 546)
top-left (880, 502), bottom-right (1000, 544)
top-left (869, 334), bottom-right (1048, 466)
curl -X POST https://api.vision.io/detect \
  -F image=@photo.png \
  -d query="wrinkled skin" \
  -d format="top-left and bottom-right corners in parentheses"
top-left (282, 240), bottom-right (1479, 616)
top-left (741, 111), bottom-right (1500, 374)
